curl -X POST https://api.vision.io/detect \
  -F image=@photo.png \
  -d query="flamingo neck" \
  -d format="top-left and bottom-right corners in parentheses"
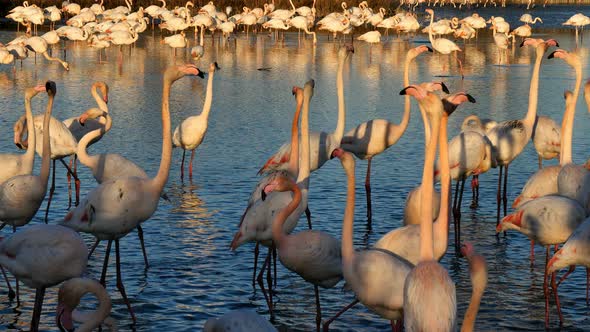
top-left (39, 92), bottom-right (54, 190)
top-left (434, 113), bottom-right (450, 251)
top-left (523, 45), bottom-right (544, 131)
top-left (418, 103), bottom-right (431, 148)
top-left (561, 62), bottom-right (582, 165)
top-left (42, 51), bottom-right (67, 69)
top-left (74, 280), bottom-right (113, 332)
top-left (77, 111), bottom-right (111, 175)
top-left (341, 159), bottom-right (356, 266)
top-left (391, 50), bottom-right (416, 144)
top-left (271, 182), bottom-right (301, 247)
top-left (333, 51), bottom-right (347, 143)
top-left (296, 85), bottom-right (311, 191)
top-left (200, 69), bottom-right (215, 119)
top-left (287, 95), bottom-right (303, 176)
top-left (23, 92), bottom-right (36, 171)
top-left (428, 11), bottom-right (436, 46)
top-left (92, 84), bottom-right (108, 113)
top-left (150, 77), bottom-right (173, 192)
top-left (460, 254), bottom-right (487, 332)
top-left (419, 99), bottom-right (441, 262)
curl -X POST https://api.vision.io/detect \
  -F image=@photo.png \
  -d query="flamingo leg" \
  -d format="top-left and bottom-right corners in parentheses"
top-left (181, 150), bottom-right (186, 180)
top-left (115, 239), bottom-right (137, 324)
top-left (544, 245), bottom-right (550, 328)
top-left (29, 287), bottom-right (46, 332)
top-left (496, 165), bottom-right (503, 230)
top-left (88, 238), bottom-right (101, 259)
top-left (365, 158), bottom-right (373, 226)
top-left (453, 180), bottom-right (460, 251)
top-left (272, 243), bottom-right (277, 289)
top-left (305, 207), bottom-right (312, 229)
top-left (59, 158), bottom-right (80, 206)
top-left (470, 175), bottom-right (479, 208)
top-left (44, 160), bottom-right (57, 223)
top-left (551, 271), bottom-right (564, 326)
top-left (100, 240), bottom-right (112, 286)
top-left (503, 163), bottom-right (509, 217)
top-left (137, 225), bottom-right (150, 268)
top-left (67, 157), bottom-right (73, 209)
top-left (256, 251), bottom-right (273, 319)
top-left (189, 149), bottom-right (195, 180)
top-left (314, 285), bottom-right (322, 332)
top-left (587, 267), bottom-right (590, 304)
top-left (0, 267), bottom-right (15, 300)
top-left (556, 265), bottom-right (575, 286)
top-left (322, 299), bottom-right (359, 332)
top-left (530, 240), bottom-right (535, 265)
top-left (252, 242), bottom-right (259, 289)
top-left (457, 177), bottom-right (466, 251)
top-left (453, 53), bottom-right (464, 79)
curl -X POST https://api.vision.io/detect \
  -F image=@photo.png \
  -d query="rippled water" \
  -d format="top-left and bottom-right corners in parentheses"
top-left (1, 5), bottom-right (590, 331)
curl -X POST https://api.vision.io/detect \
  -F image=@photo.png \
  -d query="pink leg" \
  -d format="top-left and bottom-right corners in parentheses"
top-left (551, 271), bottom-right (564, 326)
top-left (67, 157), bottom-right (73, 208)
top-left (137, 225), bottom-right (149, 268)
top-left (189, 149), bottom-right (195, 180)
top-left (322, 299), bottom-right (359, 331)
top-left (544, 245), bottom-right (550, 328)
top-left (530, 240), bottom-right (535, 265)
top-left (365, 158), bottom-right (372, 226)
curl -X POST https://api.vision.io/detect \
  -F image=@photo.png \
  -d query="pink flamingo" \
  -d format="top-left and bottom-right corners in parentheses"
top-left (341, 45), bottom-right (432, 223)
top-left (61, 64), bottom-right (204, 323)
top-left (56, 278), bottom-right (116, 331)
top-left (460, 242), bottom-right (489, 332)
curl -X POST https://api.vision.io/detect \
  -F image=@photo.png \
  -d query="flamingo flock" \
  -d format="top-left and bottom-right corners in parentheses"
top-left (2, 0), bottom-right (590, 331)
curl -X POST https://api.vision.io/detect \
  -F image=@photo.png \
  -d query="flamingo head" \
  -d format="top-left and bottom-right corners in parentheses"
top-left (420, 81), bottom-right (449, 94)
top-left (263, 175), bottom-right (295, 197)
top-left (460, 242), bottom-right (475, 257)
top-left (13, 115), bottom-right (27, 150)
top-left (46, 80), bottom-right (57, 96)
top-left (547, 246), bottom-right (574, 275)
top-left (496, 209), bottom-right (524, 233)
top-left (335, 149), bottom-right (355, 172)
top-left (210, 61), bottom-right (220, 71)
top-left (519, 37), bottom-right (543, 48)
top-left (330, 147), bottom-right (345, 159)
top-left (442, 92), bottom-right (476, 116)
top-left (400, 84), bottom-right (428, 100)
top-left (425, 8), bottom-right (433, 16)
top-left (56, 300), bottom-right (75, 332)
top-left (547, 48), bottom-right (568, 59)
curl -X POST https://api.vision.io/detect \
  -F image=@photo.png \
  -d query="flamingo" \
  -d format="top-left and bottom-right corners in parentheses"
top-left (425, 9), bottom-right (463, 78)
top-left (0, 84), bottom-right (45, 185)
top-left (60, 64), bottom-right (205, 323)
top-left (204, 309), bottom-right (277, 332)
top-left (263, 174), bottom-right (342, 330)
top-left (25, 36), bottom-right (70, 70)
top-left (56, 278), bottom-right (116, 332)
top-left (562, 13), bottom-right (590, 45)
top-left (173, 62), bottom-right (217, 180)
top-left (498, 193), bottom-right (585, 326)
top-left (491, 22), bottom-right (513, 64)
top-left (258, 45), bottom-right (353, 176)
top-left (0, 224), bottom-right (88, 332)
top-left (341, 45), bottom-right (431, 223)
top-left (521, 14), bottom-right (543, 25)
top-left (62, 82), bottom-right (109, 143)
top-left (231, 82), bottom-right (313, 316)
top-left (0, 81), bottom-right (54, 232)
top-left (323, 149), bottom-right (412, 331)
top-left (162, 31), bottom-right (188, 56)
top-left (357, 31), bottom-right (381, 59)
top-left (460, 242), bottom-right (489, 332)
top-left (486, 39), bottom-right (557, 228)
top-left (399, 85), bottom-right (456, 332)
top-left (375, 92), bottom-right (475, 265)
top-left (87, 35), bottom-right (110, 63)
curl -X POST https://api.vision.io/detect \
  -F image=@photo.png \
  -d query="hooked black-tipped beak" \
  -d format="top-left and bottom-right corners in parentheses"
top-left (46, 81), bottom-right (57, 96)
top-left (307, 79), bottom-right (315, 88)
top-left (519, 40), bottom-right (526, 48)
top-left (441, 82), bottom-right (450, 94)
top-left (399, 87), bottom-right (411, 95)
top-left (426, 46), bottom-right (433, 52)
top-left (466, 94), bottom-right (476, 103)
top-left (15, 142), bottom-right (23, 149)
top-left (214, 62), bottom-right (220, 70)
top-left (197, 70), bottom-right (205, 78)
top-left (547, 51), bottom-right (557, 59)
top-left (261, 189), bottom-right (267, 201)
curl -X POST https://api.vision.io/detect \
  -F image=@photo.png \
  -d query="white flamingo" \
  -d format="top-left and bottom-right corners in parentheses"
top-left (425, 9), bottom-right (463, 78)
top-left (25, 36), bottom-right (69, 70)
top-left (173, 62), bottom-right (216, 180)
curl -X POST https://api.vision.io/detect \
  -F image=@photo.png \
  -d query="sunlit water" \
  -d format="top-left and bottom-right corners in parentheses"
top-left (1, 5), bottom-right (590, 331)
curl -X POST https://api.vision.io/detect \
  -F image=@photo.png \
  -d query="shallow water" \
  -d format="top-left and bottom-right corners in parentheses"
top-left (1, 5), bottom-right (590, 331)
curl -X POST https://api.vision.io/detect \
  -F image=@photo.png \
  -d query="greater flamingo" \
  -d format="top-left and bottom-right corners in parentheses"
top-left (0, 224), bottom-right (87, 332)
top-left (25, 36), bottom-right (70, 70)
top-left (173, 62), bottom-right (216, 180)
top-left (341, 45), bottom-right (431, 223)
top-left (460, 242), bottom-right (489, 332)
top-left (56, 277), bottom-right (116, 332)
top-left (258, 45), bottom-right (353, 175)
top-left (61, 64), bottom-right (205, 323)
top-left (425, 9), bottom-right (463, 78)
top-left (486, 39), bottom-right (557, 228)
top-left (263, 174), bottom-right (342, 330)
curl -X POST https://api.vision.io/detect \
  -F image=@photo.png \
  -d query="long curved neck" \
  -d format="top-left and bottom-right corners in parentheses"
top-left (460, 255), bottom-right (486, 332)
top-left (39, 93), bottom-right (53, 190)
top-left (341, 161), bottom-right (356, 266)
top-left (91, 84), bottom-right (108, 113)
top-left (76, 281), bottom-right (113, 332)
top-left (434, 112), bottom-right (450, 250)
top-left (333, 52), bottom-right (346, 142)
top-left (428, 12), bottom-right (435, 45)
top-left (523, 45), bottom-right (544, 131)
top-left (77, 112), bottom-right (111, 172)
top-left (271, 183), bottom-right (301, 246)
top-left (296, 89), bottom-right (310, 190)
top-left (23, 93), bottom-right (36, 170)
top-left (287, 96), bottom-right (302, 176)
top-left (200, 70), bottom-right (215, 119)
top-left (150, 77), bottom-right (173, 192)
top-left (561, 62), bottom-right (582, 165)
top-left (419, 101), bottom-right (441, 262)
top-left (42, 51), bottom-right (67, 68)
top-left (389, 51), bottom-right (416, 144)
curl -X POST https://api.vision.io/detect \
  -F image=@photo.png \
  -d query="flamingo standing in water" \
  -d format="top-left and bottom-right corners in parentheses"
top-left (486, 39), bottom-right (557, 228)
top-left (0, 224), bottom-right (88, 332)
top-left (0, 84), bottom-right (45, 185)
top-left (173, 62), bottom-right (217, 180)
top-left (25, 36), bottom-right (69, 70)
top-left (56, 278), bottom-right (116, 331)
top-left (263, 173), bottom-right (342, 331)
top-left (341, 45), bottom-right (432, 223)
top-left (425, 9), bottom-right (463, 78)
top-left (61, 64), bottom-right (205, 323)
